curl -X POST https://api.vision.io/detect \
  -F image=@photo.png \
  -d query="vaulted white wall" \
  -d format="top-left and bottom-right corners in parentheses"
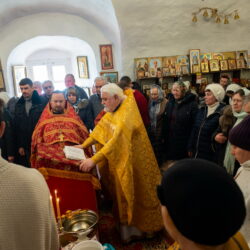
top-left (7, 35), bottom-right (99, 94)
top-left (0, 0), bottom-right (121, 95)
top-left (0, 0), bottom-right (250, 95)
top-left (0, 13), bottom-right (120, 95)
top-left (113, 0), bottom-right (250, 78)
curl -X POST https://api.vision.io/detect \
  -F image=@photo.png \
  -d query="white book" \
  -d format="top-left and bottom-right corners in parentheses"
top-left (63, 146), bottom-right (86, 161)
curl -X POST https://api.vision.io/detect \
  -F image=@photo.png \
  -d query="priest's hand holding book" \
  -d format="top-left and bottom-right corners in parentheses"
top-left (63, 145), bottom-right (95, 172)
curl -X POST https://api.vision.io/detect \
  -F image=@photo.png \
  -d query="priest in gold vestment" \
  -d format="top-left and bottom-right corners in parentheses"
top-left (76, 83), bottom-right (163, 242)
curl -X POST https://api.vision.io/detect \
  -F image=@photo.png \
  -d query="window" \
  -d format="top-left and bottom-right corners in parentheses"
top-left (26, 58), bottom-right (71, 92)
top-left (52, 65), bottom-right (66, 90)
top-left (32, 65), bottom-right (49, 82)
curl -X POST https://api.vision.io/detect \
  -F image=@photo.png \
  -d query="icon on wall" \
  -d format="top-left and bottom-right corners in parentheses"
top-left (77, 56), bottom-right (89, 79)
top-left (100, 44), bottom-right (114, 70)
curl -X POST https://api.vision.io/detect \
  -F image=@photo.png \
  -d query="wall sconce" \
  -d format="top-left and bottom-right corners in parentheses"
top-left (192, 7), bottom-right (240, 24)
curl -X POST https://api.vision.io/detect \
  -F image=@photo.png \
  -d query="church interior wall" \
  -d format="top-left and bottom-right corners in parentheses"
top-left (0, 0), bottom-right (249, 94)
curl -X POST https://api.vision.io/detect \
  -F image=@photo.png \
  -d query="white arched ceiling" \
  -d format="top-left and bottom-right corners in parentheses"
top-left (0, 0), bottom-right (121, 95)
top-left (0, 0), bottom-right (120, 44)
top-left (1, 0), bottom-right (250, 92)
top-left (7, 36), bottom-right (98, 94)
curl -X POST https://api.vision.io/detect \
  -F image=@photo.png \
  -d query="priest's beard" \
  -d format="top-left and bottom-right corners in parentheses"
top-left (52, 109), bottom-right (64, 114)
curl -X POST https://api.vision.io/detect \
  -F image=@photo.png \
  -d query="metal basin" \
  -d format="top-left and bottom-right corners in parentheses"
top-left (62, 209), bottom-right (98, 234)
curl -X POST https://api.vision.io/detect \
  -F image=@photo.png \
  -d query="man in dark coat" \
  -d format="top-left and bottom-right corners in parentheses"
top-left (162, 82), bottom-right (198, 162)
top-left (40, 80), bottom-right (54, 105)
top-left (14, 78), bottom-right (44, 167)
top-left (89, 76), bottom-right (107, 121)
top-left (64, 74), bottom-right (88, 100)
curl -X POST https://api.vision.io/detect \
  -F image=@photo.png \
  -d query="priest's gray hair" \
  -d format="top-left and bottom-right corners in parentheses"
top-left (101, 83), bottom-right (126, 100)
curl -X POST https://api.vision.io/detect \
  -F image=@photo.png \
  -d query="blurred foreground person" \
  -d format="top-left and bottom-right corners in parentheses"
top-left (157, 159), bottom-right (249, 250)
top-left (0, 136), bottom-right (59, 250)
top-left (229, 115), bottom-right (250, 246)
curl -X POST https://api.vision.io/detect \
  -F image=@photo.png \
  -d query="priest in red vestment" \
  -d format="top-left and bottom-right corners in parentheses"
top-left (31, 91), bottom-right (100, 217)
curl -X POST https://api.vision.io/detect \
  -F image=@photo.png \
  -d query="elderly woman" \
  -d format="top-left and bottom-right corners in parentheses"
top-left (148, 85), bottom-right (168, 165)
top-left (189, 83), bottom-right (225, 162)
top-left (225, 83), bottom-right (242, 104)
top-left (162, 81), bottom-right (198, 169)
top-left (244, 94), bottom-right (250, 114)
top-left (65, 87), bottom-right (93, 131)
top-left (222, 89), bottom-right (249, 175)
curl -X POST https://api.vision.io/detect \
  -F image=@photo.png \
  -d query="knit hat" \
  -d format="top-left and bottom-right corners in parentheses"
top-left (183, 81), bottom-right (190, 90)
top-left (205, 83), bottom-right (225, 102)
top-left (242, 87), bottom-right (250, 96)
top-left (229, 115), bottom-right (250, 151)
top-left (226, 83), bottom-right (241, 93)
top-left (157, 159), bottom-right (246, 246)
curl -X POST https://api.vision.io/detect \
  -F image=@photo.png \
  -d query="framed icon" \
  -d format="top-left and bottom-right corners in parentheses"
top-left (228, 59), bottom-right (237, 70)
top-left (100, 71), bottom-right (118, 83)
top-left (100, 44), bottom-right (114, 70)
top-left (220, 60), bottom-right (228, 71)
top-left (77, 56), bottom-right (89, 79)
top-left (201, 62), bottom-right (209, 73)
top-left (190, 49), bottom-right (201, 74)
top-left (209, 59), bottom-right (220, 72)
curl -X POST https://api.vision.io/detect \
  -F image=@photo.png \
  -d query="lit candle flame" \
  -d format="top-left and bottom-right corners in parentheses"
top-left (56, 197), bottom-right (62, 228)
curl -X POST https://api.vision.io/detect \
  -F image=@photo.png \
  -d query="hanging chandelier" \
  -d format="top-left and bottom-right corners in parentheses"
top-left (192, 7), bottom-right (240, 24)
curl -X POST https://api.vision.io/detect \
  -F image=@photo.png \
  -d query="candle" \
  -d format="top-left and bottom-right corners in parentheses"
top-left (56, 197), bottom-right (62, 228)
top-left (54, 190), bottom-right (58, 217)
top-left (54, 190), bottom-right (58, 202)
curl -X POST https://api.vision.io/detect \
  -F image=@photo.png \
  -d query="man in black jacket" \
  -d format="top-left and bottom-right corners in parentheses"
top-left (14, 78), bottom-right (44, 167)
top-left (64, 74), bottom-right (88, 100)
top-left (41, 80), bottom-right (54, 105)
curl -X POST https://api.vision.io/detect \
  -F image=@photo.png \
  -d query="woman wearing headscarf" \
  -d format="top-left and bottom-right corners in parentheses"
top-left (213, 83), bottom-right (242, 166)
top-left (223, 88), bottom-right (250, 175)
top-left (148, 85), bottom-right (168, 165)
top-left (65, 87), bottom-right (94, 131)
top-left (162, 81), bottom-right (198, 170)
top-left (189, 83), bottom-right (225, 162)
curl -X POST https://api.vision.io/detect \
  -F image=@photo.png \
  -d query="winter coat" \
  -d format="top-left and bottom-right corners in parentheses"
top-left (75, 85), bottom-right (88, 100)
top-left (13, 90), bottom-right (44, 151)
top-left (71, 100), bottom-right (94, 131)
top-left (148, 97), bottom-right (168, 164)
top-left (189, 103), bottom-right (225, 162)
top-left (0, 108), bottom-right (15, 160)
top-left (213, 105), bottom-right (236, 167)
top-left (163, 92), bottom-right (198, 160)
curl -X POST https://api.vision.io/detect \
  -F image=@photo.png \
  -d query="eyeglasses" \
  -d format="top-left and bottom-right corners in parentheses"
top-left (44, 86), bottom-right (53, 90)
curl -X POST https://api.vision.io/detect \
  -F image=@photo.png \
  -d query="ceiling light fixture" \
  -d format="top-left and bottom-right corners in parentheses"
top-left (192, 7), bottom-right (240, 24)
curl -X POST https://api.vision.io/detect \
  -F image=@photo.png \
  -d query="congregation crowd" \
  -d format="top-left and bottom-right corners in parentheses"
top-left (1, 72), bottom-right (250, 250)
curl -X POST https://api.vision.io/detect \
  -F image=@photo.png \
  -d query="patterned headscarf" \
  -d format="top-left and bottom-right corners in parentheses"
top-left (149, 85), bottom-right (164, 129)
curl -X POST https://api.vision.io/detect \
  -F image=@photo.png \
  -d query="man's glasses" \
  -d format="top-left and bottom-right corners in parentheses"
top-left (44, 86), bottom-right (53, 90)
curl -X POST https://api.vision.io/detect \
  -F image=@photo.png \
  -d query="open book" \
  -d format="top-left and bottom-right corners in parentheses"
top-left (63, 146), bottom-right (86, 161)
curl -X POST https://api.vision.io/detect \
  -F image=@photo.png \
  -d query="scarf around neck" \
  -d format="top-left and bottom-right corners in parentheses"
top-left (224, 110), bottom-right (248, 174)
